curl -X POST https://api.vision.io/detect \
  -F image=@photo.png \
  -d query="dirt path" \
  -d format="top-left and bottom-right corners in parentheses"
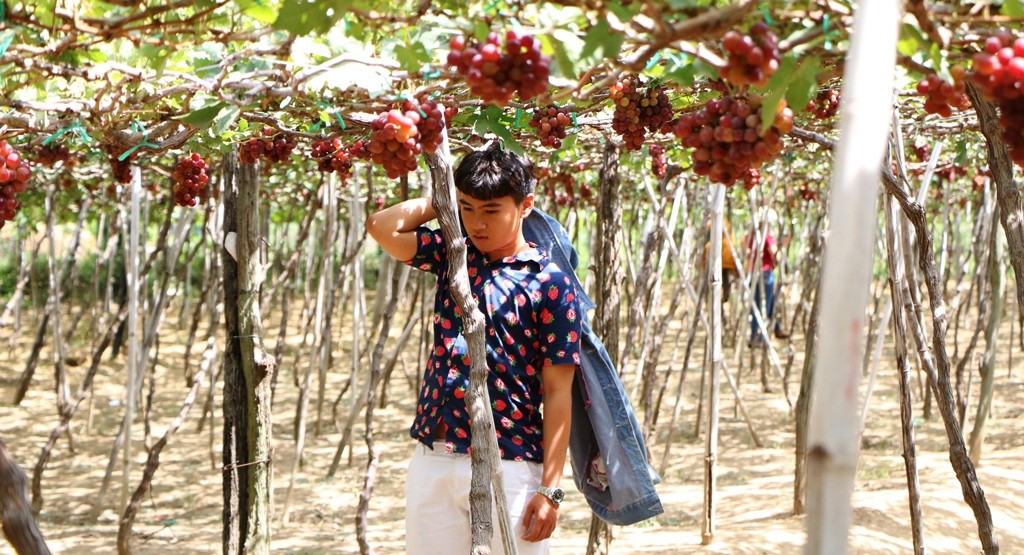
top-left (1, 309), bottom-right (1023, 554)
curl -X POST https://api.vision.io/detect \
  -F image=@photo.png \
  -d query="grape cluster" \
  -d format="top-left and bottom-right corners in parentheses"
top-left (446, 31), bottom-right (551, 106)
top-left (720, 23), bottom-right (782, 89)
top-left (740, 168), bottom-right (761, 190)
top-left (917, 69), bottom-right (970, 117)
top-left (107, 146), bottom-right (135, 185)
top-left (529, 105), bottom-right (571, 148)
top-left (239, 127), bottom-right (297, 164)
top-left (416, 98), bottom-right (457, 154)
top-left (610, 76), bottom-right (675, 151)
top-left (0, 141), bottom-right (30, 230)
top-left (970, 31), bottom-right (1024, 165)
top-left (910, 142), bottom-right (931, 163)
top-left (35, 143), bottom-right (76, 167)
top-left (807, 89), bottom-right (841, 119)
top-left (649, 144), bottom-right (668, 178)
top-left (364, 107), bottom-right (424, 179)
top-left (172, 153), bottom-right (210, 207)
top-left (672, 94), bottom-right (793, 187)
top-left (311, 138), bottom-right (355, 180)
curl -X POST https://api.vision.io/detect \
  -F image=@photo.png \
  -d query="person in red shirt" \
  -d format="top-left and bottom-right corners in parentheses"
top-left (746, 226), bottom-right (789, 345)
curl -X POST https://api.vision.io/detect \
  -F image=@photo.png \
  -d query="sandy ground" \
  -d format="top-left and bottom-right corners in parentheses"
top-left (1, 303), bottom-right (1023, 555)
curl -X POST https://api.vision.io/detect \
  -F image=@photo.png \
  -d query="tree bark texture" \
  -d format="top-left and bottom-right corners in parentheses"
top-left (222, 155), bottom-right (275, 555)
top-left (882, 170), bottom-right (999, 554)
top-left (424, 141), bottom-right (516, 555)
top-left (586, 143), bottom-right (623, 555)
top-left (0, 440), bottom-right (52, 555)
top-left (966, 83), bottom-right (1024, 324)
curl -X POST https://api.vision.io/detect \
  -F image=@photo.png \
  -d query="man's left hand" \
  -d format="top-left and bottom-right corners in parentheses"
top-left (520, 492), bottom-right (558, 542)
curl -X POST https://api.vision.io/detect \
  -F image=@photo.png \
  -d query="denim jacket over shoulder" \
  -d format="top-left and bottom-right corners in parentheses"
top-left (523, 209), bottom-right (663, 526)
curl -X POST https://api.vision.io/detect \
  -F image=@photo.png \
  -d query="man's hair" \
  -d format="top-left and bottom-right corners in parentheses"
top-left (453, 142), bottom-right (534, 204)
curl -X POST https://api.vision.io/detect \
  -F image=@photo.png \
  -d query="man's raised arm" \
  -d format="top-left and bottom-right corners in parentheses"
top-left (365, 198), bottom-right (437, 262)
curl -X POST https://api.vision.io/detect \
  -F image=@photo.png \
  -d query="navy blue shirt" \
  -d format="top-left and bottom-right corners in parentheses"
top-left (405, 227), bottom-right (582, 462)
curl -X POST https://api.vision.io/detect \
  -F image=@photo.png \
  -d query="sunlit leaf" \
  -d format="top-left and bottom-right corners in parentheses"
top-left (786, 57), bottom-right (821, 114)
top-left (580, 17), bottom-right (624, 64)
top-left (274, 0), bottom-right (344, 35)
top-left (759, 55), bottom-right (797, 133)
top-left (395, 41), bottom-right (430, 73)
top-left (1005, 0), bottom-right (1024, 17)
top-left (174, 102), bottom-right (229, 129)
top-left (897, 23), bottom-right (924, 59)
top-left (214, 106), bottom-right (241, 136)
top-left (606, 1), bottom-right (642, 23)
top-left (472, 106), bottom-right (525, 155)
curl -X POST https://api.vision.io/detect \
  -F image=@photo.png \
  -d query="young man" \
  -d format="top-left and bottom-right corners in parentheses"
top-left (365, 144), bottom-right (581, 555)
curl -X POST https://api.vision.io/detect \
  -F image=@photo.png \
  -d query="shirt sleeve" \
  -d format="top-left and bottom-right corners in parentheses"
top-left (404, 227), bottom-right (446, 275)
top-left (537, 271), bottom-right (583, 368)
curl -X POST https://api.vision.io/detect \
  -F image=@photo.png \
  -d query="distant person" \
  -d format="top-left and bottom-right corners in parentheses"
top-left (746, 221), bottom-right (788, 346)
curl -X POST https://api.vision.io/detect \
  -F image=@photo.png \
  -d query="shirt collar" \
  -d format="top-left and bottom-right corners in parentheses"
top-left (471, 241), bottom-right (546, 265)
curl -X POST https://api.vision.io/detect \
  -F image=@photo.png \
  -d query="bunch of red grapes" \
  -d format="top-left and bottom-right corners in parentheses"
top-left (0, 141), bottom-right (31, 230)
top-left (807, 89), bottom-right (841, 119)
top-left (910, 142), bottom-right (931, 163)
top-left (529, 105), bottom-right (571, 148)
top-left (107, 146), bottom-right (135, 184)
top-left (740, 168), bottom-right (760, 190)
top-left (649, 144), bottom-right (668, 178)
top-left (171, 153), bottom-right (210, 207)
top-left (610, 76), bottom-right (674, 151)
top-left (239, 127), bottom-right (296, 164)
top-left (970, 30), bottom-right (1024, 165)
top-left (416, 98), bottom-right (457, 154)
top-left (917, 68), bottom-right (970, 117)
top-left (672, 94), bottom-right (793, 187)
top-left (446, 31), bottom-right (550, 106)
top-left (720, 23), bottom-right (782, 89)
top-left (35, 143), bottom-right (76, 167)
top-left (311, 138), bottom-right (355, 180)
top-left (362, 105), bottom-right (425, 179)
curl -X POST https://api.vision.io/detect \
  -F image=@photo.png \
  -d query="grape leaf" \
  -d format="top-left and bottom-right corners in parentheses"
top-left (758, 55), bottom-right (797, 133)
top-left (580, 17), bottom-right (623, 64)
top-left (273, 0), bottom-right (341, 35)
top-left (395, 41), bottom-right (430, 73)
top-left (472, 107), bottom-right (525, 156)
top-left (214, 106), bottom-right (241, 136)
top-left (174, 102), bottom-right (229, 129)
top-left (1005, 0), bottom-right (1024, 17)
top-left (786, 57), bottom-right (821, 114)
top-left (606, 1), bottom-right (642, 23)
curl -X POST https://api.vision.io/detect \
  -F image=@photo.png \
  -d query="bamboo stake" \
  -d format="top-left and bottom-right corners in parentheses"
top-left (701, 183), bottom-right (726, 545)
top-left (804, 1), bottom-right (899, 552)
top-left (120, 166), bottom-right (143, 510)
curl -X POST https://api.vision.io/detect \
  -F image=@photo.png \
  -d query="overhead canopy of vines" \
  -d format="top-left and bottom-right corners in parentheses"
top-left (1, 0), bottom-right (1023, 226)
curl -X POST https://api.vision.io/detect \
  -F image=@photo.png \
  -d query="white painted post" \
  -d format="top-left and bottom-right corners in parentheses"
top-left (804, 1), bottom-right (901, 553)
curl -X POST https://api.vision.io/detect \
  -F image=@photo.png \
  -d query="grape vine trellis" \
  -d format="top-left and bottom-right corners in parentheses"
top-left (2, 1), bottom-right (1024, 554)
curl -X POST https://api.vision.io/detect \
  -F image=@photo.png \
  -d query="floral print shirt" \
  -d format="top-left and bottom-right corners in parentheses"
top-left (404, 226), bottom-right (582, 462)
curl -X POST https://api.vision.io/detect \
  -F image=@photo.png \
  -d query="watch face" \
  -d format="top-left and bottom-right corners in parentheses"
top-left (551, 488), bottom-right (565, 504)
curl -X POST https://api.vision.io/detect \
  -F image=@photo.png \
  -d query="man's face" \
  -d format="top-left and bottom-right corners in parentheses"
top-left (457, 192), bottom-right (534, 260)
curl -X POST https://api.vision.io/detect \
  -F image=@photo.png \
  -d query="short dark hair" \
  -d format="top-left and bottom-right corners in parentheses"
top-left (453, 142), bottom-right (534, 204)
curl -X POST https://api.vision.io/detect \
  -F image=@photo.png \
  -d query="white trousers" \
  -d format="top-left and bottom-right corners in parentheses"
top-left (405, 441), bottom-right (549, 555)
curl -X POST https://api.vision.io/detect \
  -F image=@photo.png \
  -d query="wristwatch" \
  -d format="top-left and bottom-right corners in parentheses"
top-left (536, 485), bottom-right (565, 506)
